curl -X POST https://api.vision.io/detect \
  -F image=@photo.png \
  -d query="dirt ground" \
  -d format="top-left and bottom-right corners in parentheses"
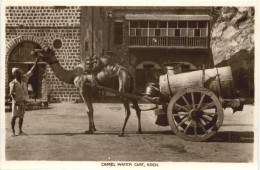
top-left (4, 102), bottom-right (254, 162)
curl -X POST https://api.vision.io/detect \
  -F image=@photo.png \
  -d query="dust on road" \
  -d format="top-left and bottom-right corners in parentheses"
top-left (5, 102), bottom-right (254, 162)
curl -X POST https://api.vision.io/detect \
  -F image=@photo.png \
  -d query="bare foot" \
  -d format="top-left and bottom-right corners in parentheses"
top-left (118, 133), bottom-right (124, 137)
top-left (136, 131), bottom-right (143, 134)
top-left (18, 131), bottom-right (27, 136)
top-left (85, 130), bottom-right (93, 134)
top-left (11, 133), bottom-right (17, 137)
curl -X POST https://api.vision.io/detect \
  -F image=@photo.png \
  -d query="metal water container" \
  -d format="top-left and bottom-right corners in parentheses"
top-left (159, 66), bottom-right (234, 99)
top-left (165, 63), bottom-right (182, 75)
top-left (143, 83), bottom-right (160, 97)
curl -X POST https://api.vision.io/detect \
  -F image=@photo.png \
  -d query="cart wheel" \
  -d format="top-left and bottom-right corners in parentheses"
top-left (167, 87), bottom-right (223, 142)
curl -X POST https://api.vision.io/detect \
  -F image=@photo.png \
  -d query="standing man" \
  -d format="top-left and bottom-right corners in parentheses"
top-left (9, 57), bottom-right (40, 136)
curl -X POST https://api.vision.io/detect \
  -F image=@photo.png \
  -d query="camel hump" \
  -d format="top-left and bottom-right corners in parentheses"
top-left (100, 58), bottom-right (109, 66)
top-left (100, 55), bottom-right (115, 66)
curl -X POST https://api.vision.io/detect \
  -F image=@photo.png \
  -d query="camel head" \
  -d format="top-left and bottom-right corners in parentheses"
top-left (31, 47), bottom-right (57, 64)
top-left (84, 56), bottom-right (104, 73)
top-left (85, 55), bottom-right (115, 73)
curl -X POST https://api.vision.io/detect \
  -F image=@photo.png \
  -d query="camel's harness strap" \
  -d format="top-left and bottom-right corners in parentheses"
top-left (92, 74), bottom-right (101, 86)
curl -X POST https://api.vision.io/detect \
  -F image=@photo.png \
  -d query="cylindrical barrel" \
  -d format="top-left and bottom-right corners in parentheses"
top-left (159, 66), bottom-right (234, 99)
top-left (165, 63), bottom-right (182, 75)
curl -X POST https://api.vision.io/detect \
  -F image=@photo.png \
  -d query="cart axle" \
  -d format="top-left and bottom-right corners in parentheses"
top-left (189, 109), bottom-right (203, 122)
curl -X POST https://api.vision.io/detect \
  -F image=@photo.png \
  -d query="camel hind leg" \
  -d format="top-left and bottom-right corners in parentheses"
top-left (118, 71), bottom-right (141, 136)
top-left (131, 99), bottom-right (142, 134)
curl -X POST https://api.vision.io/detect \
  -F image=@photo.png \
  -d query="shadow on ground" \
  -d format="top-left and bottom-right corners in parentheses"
top-left (30, 130), bottom-right (254, 143)
top-left (211, 131), bottom-right (254, 143)
top-left (30, 130), bottom-right (173, 136)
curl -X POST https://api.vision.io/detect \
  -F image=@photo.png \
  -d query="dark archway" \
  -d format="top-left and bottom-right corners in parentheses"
top-left (135, 61), bottom-right (163, 93)
top-left (7, 41), bottom-right (46, 99)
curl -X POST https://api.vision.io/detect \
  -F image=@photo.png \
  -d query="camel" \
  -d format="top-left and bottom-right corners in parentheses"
top-left (32, 47), bottom-right (142, 137)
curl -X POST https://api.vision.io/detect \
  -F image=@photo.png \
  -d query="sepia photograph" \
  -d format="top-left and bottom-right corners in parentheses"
top-left (0, 1), bottom-right (258, 170)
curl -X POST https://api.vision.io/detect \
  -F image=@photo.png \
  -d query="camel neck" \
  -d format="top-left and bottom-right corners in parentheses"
top-left (49, 62), bottom-right (83, 85)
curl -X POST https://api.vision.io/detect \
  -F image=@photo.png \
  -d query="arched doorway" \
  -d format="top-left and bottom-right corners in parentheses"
top-left (135, 61), bottom-right (164, 93)
top-left (7, 41), bottom-right (46, 99)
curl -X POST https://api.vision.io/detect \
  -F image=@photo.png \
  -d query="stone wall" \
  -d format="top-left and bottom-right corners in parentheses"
top-left (211, 7), bottom-right (254, 65)
top-left (211, 7), bottom-right (255, 97)
top-left (5, 6), bottom-right (80, 27)
top-left (5, 6), bottom-right (82, 102)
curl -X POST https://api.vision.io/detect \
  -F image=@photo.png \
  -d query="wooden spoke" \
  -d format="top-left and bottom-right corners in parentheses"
top-left (184, 120), bottom-right (192, 134)
top-left (203, 112), bottom-right (218, 115)
top-left (207, 115), bottom-right (214, 118)
top-left (167, 87), bottom-right (224, 142)
top-left (200, 115), bottom-right (211, 123)
top-left (199, 117), bottom-right (207, 125)
top-left (201, 101), bottom-right (215, 110)
top-left (180, 115), bottom-right (188, 120)
top-left (176, 117), bottom-right (190, 127)
top-left (198, 121), bottom-right (207, 134)
top-left (172, 112), bottom-right (189, 116)
top-left (182, 96), bottom-right (192, 109)
top-left (197, 94), bottom-right (205, 109)
top-left (174, 103), bottom-right (190, 112)
top-left (191, 92), bottom-right (195, 109)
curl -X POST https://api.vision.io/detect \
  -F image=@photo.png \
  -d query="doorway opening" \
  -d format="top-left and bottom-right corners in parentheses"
top-left (7, 41), bottom-right (46, 100)
top-left (135, 61), bottom-right (163, 93)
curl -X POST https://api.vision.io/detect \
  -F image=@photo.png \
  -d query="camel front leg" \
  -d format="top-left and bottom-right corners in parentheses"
top-left (86, 101), bottom-right (97, 132)
top-left (80, 90), bottom-right (96, 134)
top-left (119, 99), bottom-right (131, 137)
top-left (131, 99), bottom-right (142, 134)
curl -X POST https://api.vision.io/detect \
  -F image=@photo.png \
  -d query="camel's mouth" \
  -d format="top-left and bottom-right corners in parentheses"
top-left (31, 47), bottom-right (55, 60)
top-left (31, 49), bottom-right (44, 57)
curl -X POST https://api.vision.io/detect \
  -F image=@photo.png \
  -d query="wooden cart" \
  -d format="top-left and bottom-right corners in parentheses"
top-left (86, 66), bottom-right (245, 142)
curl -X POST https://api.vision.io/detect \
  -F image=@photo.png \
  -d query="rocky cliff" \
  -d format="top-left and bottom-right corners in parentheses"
top-left (211, 7), bottom-right (255, 98)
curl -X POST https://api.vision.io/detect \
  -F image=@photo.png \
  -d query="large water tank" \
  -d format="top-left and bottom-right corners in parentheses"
top-left (159, 66), bottom-right (234, 99)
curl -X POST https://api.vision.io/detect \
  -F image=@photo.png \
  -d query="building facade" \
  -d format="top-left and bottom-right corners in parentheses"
top-left (5, 6), bottom-right (106, 102)
top-left (105, 7), bottom-right (213, 93)
top-left (5, 6), bottom-right (213, 101)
